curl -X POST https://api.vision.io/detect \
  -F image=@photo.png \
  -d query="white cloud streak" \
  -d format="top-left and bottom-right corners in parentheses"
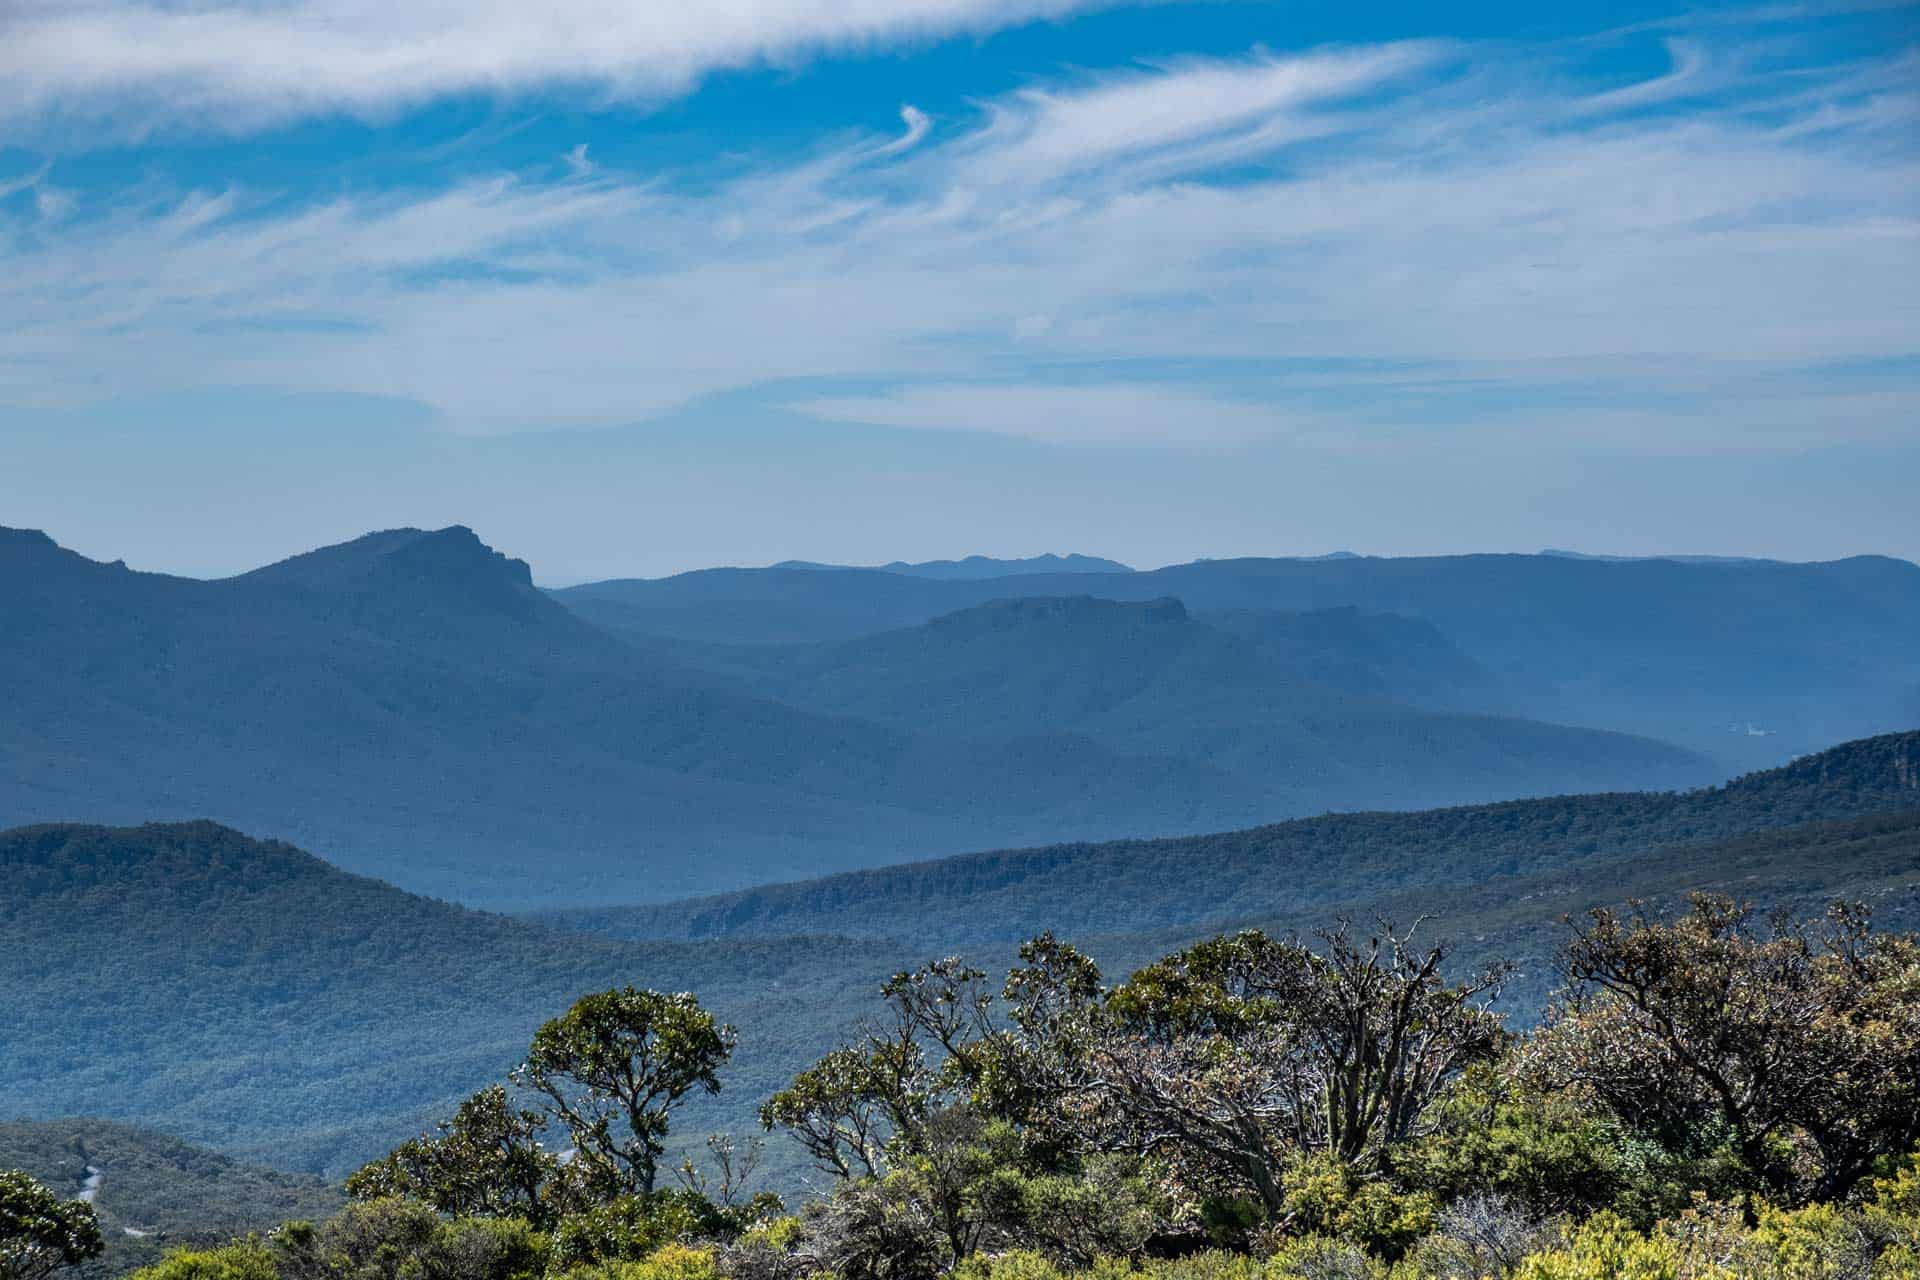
top-left (791, 383), bottom-right (1297, 445)
top-left (0, 0), bottom-right (1113, 132)
top-left (2, 16), bottom-right (1916, 449)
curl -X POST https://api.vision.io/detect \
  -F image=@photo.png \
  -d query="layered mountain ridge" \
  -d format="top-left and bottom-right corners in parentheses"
top-left (1, 524), bottom-right (1728, 907)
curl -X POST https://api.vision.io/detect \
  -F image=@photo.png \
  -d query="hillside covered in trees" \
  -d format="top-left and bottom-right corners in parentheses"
top-left (0, 821), bottom-right (908, 1179)
top-left (0, 1120), bottom-right (340, 1277)
top-left (540, 731), bottom-right (1920, 948)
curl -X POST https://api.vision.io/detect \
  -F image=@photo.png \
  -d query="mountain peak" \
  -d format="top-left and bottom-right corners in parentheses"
top-left (0, 525), bottom-right (57, 551)
top-left (238, 525), bottom-right (534, 593)
top-left (0, 525), bottom-right (133, 584)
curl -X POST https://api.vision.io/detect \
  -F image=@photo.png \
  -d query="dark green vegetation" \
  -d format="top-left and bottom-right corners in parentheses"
top-left (538, 731), bottom-right (1920, 948)
top-left (0, 821), bottom-right (907, 1180)
top-left (557, 550), bottom-right (1920, 769)
top-left (3, 525), bottom-right (1734, 909)
top-left (1091, 808), bottom-right (1920, 1019)
top-left (0, 1121), bottom-right (339, 1277)
top-left (66, 899), bottom-right (1920, 1280)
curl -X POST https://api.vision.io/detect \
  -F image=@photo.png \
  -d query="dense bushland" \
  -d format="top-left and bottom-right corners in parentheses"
top-left (12, 894), bottom-right (1911, 1280)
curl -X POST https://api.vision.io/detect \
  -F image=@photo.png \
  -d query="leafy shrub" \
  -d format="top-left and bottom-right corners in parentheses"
top-left (551, 1193), bottom-right (717, 1271)
top-left (127, 1242), bottom-right (280, 1280)
top-left (562, 1243), bottom-right (724, 1280)
top-left (1509, 1214), bottom-right (1691, 1280)
top-left (1277, 1158), bottom-right (1436, 1261)
top-left (953, 1250), bottom-right (1067, 1280)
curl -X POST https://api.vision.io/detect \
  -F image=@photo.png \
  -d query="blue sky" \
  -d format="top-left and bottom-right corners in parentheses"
top-left (1, 0), bottom-right (1916, 580)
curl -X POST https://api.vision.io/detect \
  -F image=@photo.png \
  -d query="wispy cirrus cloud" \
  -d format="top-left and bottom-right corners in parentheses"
top-left (789, 383), bottom-right (1301, 445)
top-left (952, 43), bottom-right (1445, 186)
top-left (1, 10), bottom-right (1915, 450)
top-left (0, 0), bottom-right (1120, 132)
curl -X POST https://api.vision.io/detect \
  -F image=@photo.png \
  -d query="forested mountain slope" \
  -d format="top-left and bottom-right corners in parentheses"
top-left (0, 1119), bottom-right (341, 1277)
top-left (541, 731), bottom-right (1920, 947)
top-left (1083, 808), bottom-right (1920, 1019)
top-left (558, 551), bottom-right (1920, 767)
top-left (0, 821), bottom-right (907, 1179)
top-left (0, 525), bottom-right (1709, 907)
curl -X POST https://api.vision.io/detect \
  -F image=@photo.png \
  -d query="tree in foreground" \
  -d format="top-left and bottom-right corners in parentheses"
top-left (517, 987), bottom-right (737, 1197)
top-left (0, 1170), bottom-right (103, 1280)
top-left (1525, 894), bottom-right (1920, 1203)
top-left (345, 1084), bottom-right (577, 1228)
top-left (1095, 921), bottom-right (1510, 1214)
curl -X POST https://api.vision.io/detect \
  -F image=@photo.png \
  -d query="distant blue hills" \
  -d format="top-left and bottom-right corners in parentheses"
top-left (772, 552), bottom-right (1134, 578)
top-left (6, 523), bottom-right (1918, 908)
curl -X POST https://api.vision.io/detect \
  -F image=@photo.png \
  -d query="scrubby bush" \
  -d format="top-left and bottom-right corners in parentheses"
top-left (549, 1192), bottom-right (722, 1272)
top-left (121, 1242), bottom-right (280, 1280)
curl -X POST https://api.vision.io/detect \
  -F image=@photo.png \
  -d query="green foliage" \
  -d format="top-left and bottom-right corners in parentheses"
top-left (125, 1242), bottom-right (279, 1280)
top-left (1094, 923), bottom-right (1507, 1212)
top-left (0, 1169), bottom-right (104, 1280)
top-left (346, 1087), bottom-right (573, 1228)
top-left (569, 1242), bottom-right (722, 1280)
top-left (548, 1193), bottom-right (716, 1272)
top-left (1524, 895), bottom-right (1920, 1203)
top-left (1391, 1064), bottom-right (1625, 1219)
top-left (1509, 1213), bottom-right (1690, 1280)
top-left (520, 989), bottom-right (736, 1198)
top-left (1276, 1159), bottom-right (1436, 1261)
top-left (269, 1198), bottom-right (548, 1280)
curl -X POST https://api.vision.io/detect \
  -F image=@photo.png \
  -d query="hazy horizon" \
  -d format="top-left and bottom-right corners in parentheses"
top-left (5, 0), bottom-right (1916, 580)
top-left (16, 513), bottom-right (1920, 588)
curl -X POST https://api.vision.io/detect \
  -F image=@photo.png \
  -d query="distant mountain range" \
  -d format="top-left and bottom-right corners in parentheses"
top-left (1537, 548), bottom-right (1780, 565)
top-left (556, 549), bottom-right (1920, 768)
top-left (772, 552), bottom-right (1134, 578)
top-left (7, 736), bottom-right (1917, 1190)
top-left (2, 524), bottom-right (1735, 907)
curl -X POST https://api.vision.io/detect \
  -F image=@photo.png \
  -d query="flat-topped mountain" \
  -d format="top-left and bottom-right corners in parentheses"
top-left (1, 525), bottom-right (1715, 907)
top-left (694, 594), bottom-right (1699, 809)
top-left (539, 730), bottom-right (1920, 948)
